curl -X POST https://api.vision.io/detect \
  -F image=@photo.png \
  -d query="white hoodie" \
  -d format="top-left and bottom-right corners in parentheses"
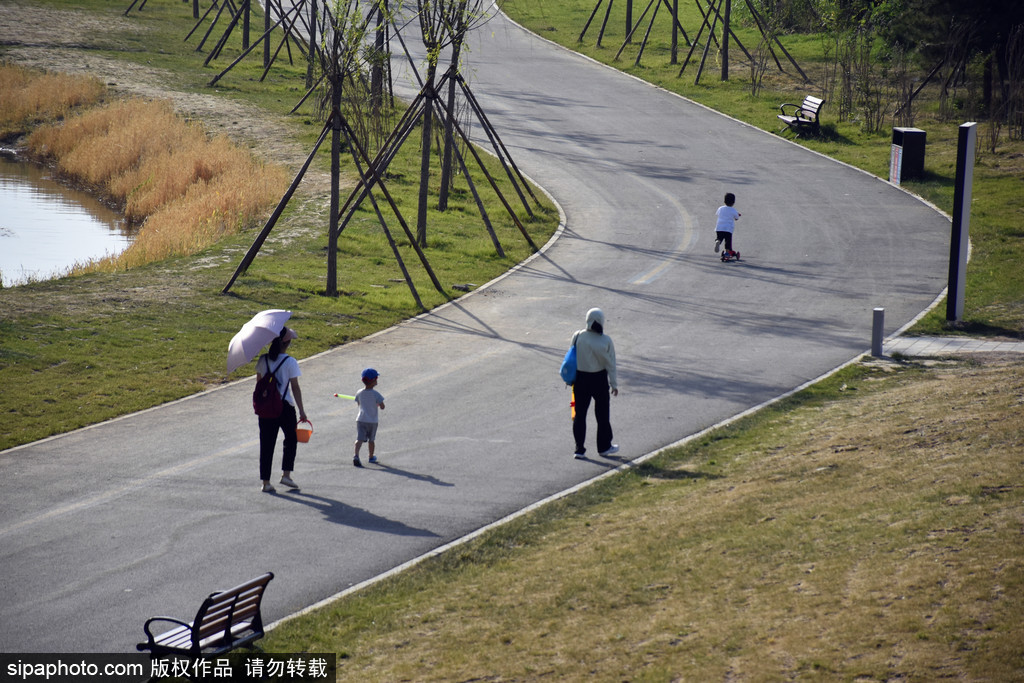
top-left (573, 308), bottom-right (617, 390)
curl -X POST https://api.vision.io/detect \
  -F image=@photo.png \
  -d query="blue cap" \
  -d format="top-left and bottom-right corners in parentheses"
top-left (361, 368), bottom-right (379, 380)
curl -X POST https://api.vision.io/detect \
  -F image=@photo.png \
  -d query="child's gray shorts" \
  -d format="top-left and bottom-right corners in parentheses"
top-left (356, 421), bottom-right (378, 442)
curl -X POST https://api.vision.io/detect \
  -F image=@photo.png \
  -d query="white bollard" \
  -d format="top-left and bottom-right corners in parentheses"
top-left (872, 307), bottom-right (885, 357)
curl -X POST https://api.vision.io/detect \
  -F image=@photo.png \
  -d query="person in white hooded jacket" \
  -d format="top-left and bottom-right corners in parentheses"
top-left (571, 307), bottom-right (619, 459)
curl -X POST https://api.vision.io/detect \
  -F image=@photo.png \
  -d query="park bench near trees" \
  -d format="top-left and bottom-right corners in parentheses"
top-left (777, 95), bottom-right (824, 135)
top-left (136, 572), bottom-right (274, 666)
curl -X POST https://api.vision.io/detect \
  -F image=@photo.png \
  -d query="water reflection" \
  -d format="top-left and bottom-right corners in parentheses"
top-left (0, 150), bottom-right (132, 287)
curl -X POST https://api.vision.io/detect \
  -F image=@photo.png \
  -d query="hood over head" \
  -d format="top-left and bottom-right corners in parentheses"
top-left (586, 308), bottom-right (605, 332)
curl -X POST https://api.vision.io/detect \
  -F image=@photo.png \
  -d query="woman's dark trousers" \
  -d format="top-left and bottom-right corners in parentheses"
top-left (573, 369), bottom-right (613, 455)
top-left (259, 403), bottom-right (297, 480)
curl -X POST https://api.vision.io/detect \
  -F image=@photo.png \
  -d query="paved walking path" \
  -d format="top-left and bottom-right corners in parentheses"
top-left (885, 336), bottom-right (1024, 356)
top-left (1, 7), bottom-right (958, 653)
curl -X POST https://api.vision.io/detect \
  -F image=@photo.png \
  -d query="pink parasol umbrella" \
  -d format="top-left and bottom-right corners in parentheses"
top-left (227, 309), bottom-right (293, 373)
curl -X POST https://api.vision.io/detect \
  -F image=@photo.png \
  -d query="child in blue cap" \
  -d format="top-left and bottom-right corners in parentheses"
top-left (353, 368), bottom-right (385, 466)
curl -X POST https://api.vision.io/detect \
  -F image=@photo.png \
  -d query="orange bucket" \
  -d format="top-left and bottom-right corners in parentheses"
top-left (296, 420), bottom-right (313, 443)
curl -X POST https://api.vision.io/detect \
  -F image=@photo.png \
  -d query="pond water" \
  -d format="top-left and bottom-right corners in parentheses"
top-left (0, 151), bottom-right (132, 288)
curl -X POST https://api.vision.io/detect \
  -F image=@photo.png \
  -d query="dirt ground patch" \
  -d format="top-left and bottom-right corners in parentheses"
top-left (0, 3), bottom-right (329, 193)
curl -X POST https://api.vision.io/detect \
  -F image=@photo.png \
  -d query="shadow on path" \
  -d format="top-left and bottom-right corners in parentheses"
top-left (372, 463), bottom-right (454, 487)
top-left (572, 454), bottom-right (725, 483)
top-left (280, 491), bottom-right (440, 537)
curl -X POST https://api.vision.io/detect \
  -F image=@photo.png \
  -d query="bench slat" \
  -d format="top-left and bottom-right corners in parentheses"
top-left (195, 600), bottom-right (261, 640)
top-left (153, 627), bottom-right (193, 649)
top-left (197, 622), bottom-right (257, 650)
top-left (137, 572), bottom-right (274, 659)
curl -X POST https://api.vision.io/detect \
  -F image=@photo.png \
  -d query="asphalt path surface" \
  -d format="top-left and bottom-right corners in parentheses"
top-left (0, 7), bottom-right (950, 653)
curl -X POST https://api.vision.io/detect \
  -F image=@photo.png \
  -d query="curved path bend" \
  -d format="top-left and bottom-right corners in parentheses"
top-left (0, 9), bottom-right (950, 652)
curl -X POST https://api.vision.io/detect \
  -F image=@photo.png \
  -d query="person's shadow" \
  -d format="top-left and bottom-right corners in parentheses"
top-left (370, 463), bottom-right (454, 487)
top-left (573, 455), bottom-right (724, 483)
top-left (280, 490), bottom-right (440, 537)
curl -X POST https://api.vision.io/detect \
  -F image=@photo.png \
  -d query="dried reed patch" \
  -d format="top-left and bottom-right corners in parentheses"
top-left (0, 62), bottom-right (103, 137)
top-left (102, 157), bottom-right (289, 272)
top-left (24, 95), bottom-right (288, 271)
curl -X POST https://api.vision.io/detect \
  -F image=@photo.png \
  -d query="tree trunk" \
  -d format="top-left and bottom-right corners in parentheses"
top-left (438, 42), bottom-right (462, 211)
top-left (671, 0), bottom-right (678, 64)
top-left (721, 0), bottom-right (730, 81)
top-left (305, 0), bottom-right (317, 89)
top-left (984, 50), bottom-right (993, 115)
top-left (625, 0), bottom-right (633, 43)
top-left (243, 0), bottom-right (250, 51)
top-left (263, 0), bottom-right (271, 70)
top-left (416, 63), bottom-right (437, 248)
top-left (371, 0), bottom-right (387, 114)
top-left (327, 75), bottom-right (343, 296)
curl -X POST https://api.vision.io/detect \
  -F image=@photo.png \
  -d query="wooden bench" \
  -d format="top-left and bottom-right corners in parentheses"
top-left (778, 95), bottom-right (824, 134)
top-left (137, 572), bottom-right (274, 662)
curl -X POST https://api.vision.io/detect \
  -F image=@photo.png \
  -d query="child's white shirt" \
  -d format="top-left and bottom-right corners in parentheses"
top-left (716, 205), bottom-right (740, 232)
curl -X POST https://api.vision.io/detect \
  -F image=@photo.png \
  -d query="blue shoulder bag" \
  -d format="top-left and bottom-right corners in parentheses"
top-left (559, 333), bottom-right (579, 385)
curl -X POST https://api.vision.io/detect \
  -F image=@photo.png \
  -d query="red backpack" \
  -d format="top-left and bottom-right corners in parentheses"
top-left (253, 355), bottom-right (287, 418)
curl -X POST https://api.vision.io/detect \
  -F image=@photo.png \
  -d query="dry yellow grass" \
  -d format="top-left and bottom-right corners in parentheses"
top-left (0, 62), bottom-right (104, 136)
top-left (22, 91), bottom-right (288, 272)
top-left (105, 151), bottom-right (289, 271)
top-left (29, 99), bottom-right (188, 203)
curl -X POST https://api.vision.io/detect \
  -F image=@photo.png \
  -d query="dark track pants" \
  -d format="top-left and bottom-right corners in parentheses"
top-left (258, 403), bottom-right (297, 480)
top-left (573, 369), bottom-right (613, 455)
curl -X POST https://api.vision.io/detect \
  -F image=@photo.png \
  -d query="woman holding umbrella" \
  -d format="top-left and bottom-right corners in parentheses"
top-left (255, 326), bottom-right (308, 493)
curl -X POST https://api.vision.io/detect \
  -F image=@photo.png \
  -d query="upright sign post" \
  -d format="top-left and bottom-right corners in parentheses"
top-left (946, 122), bottom-right (977, 321)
